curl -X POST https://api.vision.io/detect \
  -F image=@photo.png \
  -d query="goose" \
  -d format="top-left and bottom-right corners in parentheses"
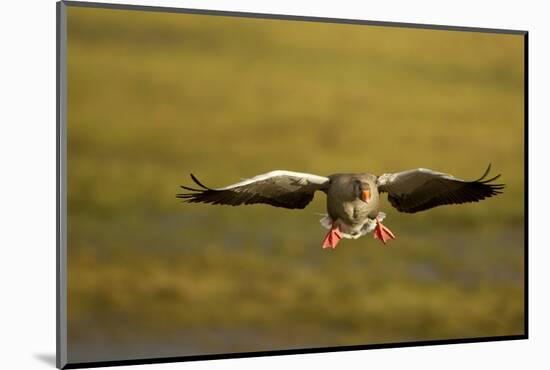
top-left (176, 165), bottom-right (504, 249)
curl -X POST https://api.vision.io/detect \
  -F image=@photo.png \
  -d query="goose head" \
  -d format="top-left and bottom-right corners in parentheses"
top-left (353, 178), bottom-right (373, 203)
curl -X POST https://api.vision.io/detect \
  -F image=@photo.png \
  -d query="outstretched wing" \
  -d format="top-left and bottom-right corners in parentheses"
top-left (177, 170), bottom-right (330, 209)
top-left (376, 164), bottom-right (504, 213)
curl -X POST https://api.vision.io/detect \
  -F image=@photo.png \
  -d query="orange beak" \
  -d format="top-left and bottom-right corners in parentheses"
top-left (360, 190), bottom-right (371, 203)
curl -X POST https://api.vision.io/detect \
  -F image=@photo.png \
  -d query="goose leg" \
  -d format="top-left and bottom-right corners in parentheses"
top-left (322, 224), bottom-right (342, 249)
top-left (373, 218), bottom-right (396, 245)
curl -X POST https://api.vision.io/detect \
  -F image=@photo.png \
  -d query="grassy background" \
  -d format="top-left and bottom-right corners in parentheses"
top-left (66, 6), bottom-right (525, 363)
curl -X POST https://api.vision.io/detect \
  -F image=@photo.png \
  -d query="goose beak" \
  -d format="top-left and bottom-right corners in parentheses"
top-left (360, 190), bottom-right (371, 203)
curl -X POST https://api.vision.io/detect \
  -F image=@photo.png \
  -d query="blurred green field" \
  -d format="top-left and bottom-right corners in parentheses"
top-left (66, 6), bottom-right (525, 363)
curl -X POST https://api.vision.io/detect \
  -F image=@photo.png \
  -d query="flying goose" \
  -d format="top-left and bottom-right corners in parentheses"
top-left (177, 165), bottom-right (504, 249)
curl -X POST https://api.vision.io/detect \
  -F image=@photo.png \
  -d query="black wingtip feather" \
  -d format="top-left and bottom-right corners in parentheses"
top-left (481, 173), bottom-right (502, 183)
top-left (179, 185), bottom-right (205, 192)
top-left (474, 164), bottom-right (493, 182)
top-left (190, 173), bottom-right (213, 190)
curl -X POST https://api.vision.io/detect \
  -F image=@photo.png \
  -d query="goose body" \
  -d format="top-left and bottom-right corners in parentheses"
top-left (177, 166), bottom-right (504, 249)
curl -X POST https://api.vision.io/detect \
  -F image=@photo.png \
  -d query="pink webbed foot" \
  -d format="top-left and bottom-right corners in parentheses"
top-left (373, 218), bottom-right (396, 245)
top-left (322, 225), bottom-right (342, 249)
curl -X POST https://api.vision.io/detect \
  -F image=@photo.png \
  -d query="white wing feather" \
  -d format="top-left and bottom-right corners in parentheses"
top-left (218, 170), bottom-right (329, 190)
top-left (376, 168), bottom-right (458, 195)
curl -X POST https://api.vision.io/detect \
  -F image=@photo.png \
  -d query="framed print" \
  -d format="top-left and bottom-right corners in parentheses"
top-left (57, 1), bottom-right (527, 368)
